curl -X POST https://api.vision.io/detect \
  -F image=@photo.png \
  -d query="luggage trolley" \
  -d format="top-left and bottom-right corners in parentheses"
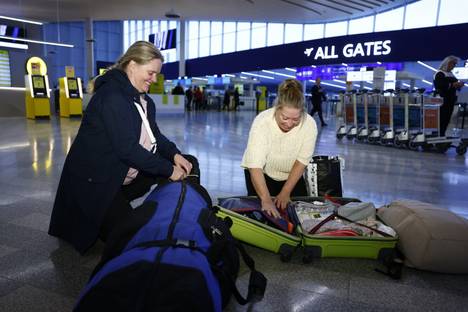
top-left (367, 90), bottom-right (382, 143)
top-left (356, 90), bottom-right (369, 141)
top-left (418, 95), bottom-right (467, 154)
top-left (336, 91), bottom-right (347, 139)
top-left (393, 89), bottom-right (409, 147)
top-left (379, 90), bottom-right (396, 145)
top-left (336, 91), bottom-right (357, 140)
top-left (394, 89), bottom-right (425, 148)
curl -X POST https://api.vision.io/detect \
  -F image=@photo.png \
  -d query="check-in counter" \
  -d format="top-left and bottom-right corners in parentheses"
top-left (238, 96), bottom-right (257, 111)
top-left (147, 94), bottom-right (185, 114)
top-left (0, 89), bottom-right (27, 117)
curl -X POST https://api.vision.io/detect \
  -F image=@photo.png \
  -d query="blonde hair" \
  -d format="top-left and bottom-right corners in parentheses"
top-left (88, 41), bottom-right (164, 93)
top-left (439, 55), bottom-right (459, 72)
top-left (274, 78), bottom-right (305, 113)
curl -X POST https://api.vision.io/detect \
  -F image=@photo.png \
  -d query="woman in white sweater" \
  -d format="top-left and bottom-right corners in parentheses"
top-left (241, 79), bottom-right (317, 218)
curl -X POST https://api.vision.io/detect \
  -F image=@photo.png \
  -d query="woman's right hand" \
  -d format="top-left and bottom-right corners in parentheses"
top-left (169, 166), bottom-right (187, 181)
top-left (261, 198), bottom-right (281, 219)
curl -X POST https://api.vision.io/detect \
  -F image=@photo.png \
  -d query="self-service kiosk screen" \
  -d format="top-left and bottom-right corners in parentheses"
top-left (32, 76), bottom-right (47, 97)
top-left (32, 76), bottom-right (45, 89)
top-left (67, 78), bottom-right (79, 98)
top-left (68, 78), bottom-right (77, 90)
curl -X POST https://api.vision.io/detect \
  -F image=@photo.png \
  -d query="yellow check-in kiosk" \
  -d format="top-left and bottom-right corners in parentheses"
top-left (256, 86), bottom-right (267, 112)
top-left (25, 57), bottom-right (51, 119)
top-left (59, 66), bottom-right (83, 117)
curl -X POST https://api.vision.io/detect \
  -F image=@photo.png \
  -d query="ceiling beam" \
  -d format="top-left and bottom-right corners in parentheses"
top-left (336, 0), bottom-right (374, 10)
top-left (327, 0), bottom-right (365, 12)
top-left (302, 0), bottom-right (353, 14)
top-left (278, 0), bottom-right (322, 15)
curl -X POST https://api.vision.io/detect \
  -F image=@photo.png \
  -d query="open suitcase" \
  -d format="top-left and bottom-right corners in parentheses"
top-left (215, 196), bottom-right (398, 267)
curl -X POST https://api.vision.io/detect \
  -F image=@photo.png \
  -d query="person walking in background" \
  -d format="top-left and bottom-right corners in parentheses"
top-left (433, 55), bottom-right (464, 136)
top-left (310, 77), bottom-right (327, 127)
top-left (194, 86), bottom-right (203, 110)
top-left (241, 79), bottom-right (317, 218)
top-left (48, 41), bottom-right (194, 254)
top-left (234, 87), bottom-right (240, 111)
top-left (185, 86), bottom-right (193, 111)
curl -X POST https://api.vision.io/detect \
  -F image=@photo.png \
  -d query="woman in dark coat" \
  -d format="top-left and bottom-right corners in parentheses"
top-left (433, 55), bottom-right (464, 136)
top-left (49, 41), bottom-right (193, 254)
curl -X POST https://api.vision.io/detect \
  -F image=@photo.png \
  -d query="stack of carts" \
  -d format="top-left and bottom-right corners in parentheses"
top-left (336, 88), bottom-right (468, 155)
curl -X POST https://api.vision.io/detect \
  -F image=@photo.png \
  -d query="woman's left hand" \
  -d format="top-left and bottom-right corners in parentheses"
top-left (274, 191), bottom-right (291, 211)
top-left (174, 154), bottom-right (193, 175)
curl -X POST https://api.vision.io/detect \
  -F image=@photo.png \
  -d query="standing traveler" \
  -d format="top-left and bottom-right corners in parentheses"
top-left (310, 77), bottom-right (327, 127)
top-left (48, 41), bottom-right (194, 254)
top-left (433, 55), bottom-right (465, 136)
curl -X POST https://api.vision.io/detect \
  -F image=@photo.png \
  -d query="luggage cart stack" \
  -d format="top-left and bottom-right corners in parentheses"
top-left (379, 90), bottom-right (396, 145)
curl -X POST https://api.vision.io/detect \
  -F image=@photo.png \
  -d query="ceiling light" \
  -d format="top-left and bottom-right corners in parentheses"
top-left (333, 79), bottom-right (346, 84)
top-left (342, 63), bottom-right (348, 67)
top-left (0, 41), bottom-right (28, 49)
top-left (222, 74), bottom-right (235, 77)
top-left (0, 15), bottom-right (43, 25)
top-left (241, 72), bottom-right (275, 80)
top-left (417, 61), bottom-right (437, 72)
top-left (285, 67), bottom-right (297, 72)
top-left (422, 79), bottom-right (433, 85)
top-left (261, 70), bottom-right (295, 78)
top-left (318, 81), bottom-right (346, 89)
top-left (0, 35), bottom-right (74, 48)
top-left (363, 86), bottom-right (372, 90)
top-left (402, 83), bottom-right (411, 87)
top-left (240, 76), bottom-right (248, 79)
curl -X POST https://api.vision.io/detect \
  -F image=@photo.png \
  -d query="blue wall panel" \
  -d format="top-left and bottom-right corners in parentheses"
top-left (43, 22), bottom-right (86, 87)
top-left (93, 21), bottom-right (123, 74)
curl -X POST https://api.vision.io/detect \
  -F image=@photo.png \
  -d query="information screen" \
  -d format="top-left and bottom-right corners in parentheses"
top-left (67, 78), bottom-right (78, 91)
top-left (32, 76), bottom-right (45, 89)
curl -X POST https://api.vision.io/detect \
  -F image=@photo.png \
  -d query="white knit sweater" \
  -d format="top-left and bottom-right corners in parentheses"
top-left (241, 107), bottom-right (317, 181)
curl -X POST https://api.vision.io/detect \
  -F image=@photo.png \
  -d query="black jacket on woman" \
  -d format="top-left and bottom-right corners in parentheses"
top-left (434, 70), bottom-right (459, 135)
top-left (49, 69), bottom-right (180, 254)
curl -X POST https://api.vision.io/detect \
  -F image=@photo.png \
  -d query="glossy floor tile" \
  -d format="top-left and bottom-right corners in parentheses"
top-left (0, 111), bottom-right (467, 311)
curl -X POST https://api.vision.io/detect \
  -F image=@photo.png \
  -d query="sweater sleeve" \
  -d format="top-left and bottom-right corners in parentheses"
top-left (241, 117), bottom-right (269, 169)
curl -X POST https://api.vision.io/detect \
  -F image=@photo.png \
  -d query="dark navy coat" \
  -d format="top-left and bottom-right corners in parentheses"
top-left (49, 69), bottom-right (180, 254)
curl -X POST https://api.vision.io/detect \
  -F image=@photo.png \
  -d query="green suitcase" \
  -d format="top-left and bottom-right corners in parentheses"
top-left (215, 200), bottom-right (301, 262)
top-left (216, 196), bottom-right (398, 265)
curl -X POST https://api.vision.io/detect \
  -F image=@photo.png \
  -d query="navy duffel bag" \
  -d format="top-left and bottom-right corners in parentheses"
top-left (74, 180), bottom-right (266, 312)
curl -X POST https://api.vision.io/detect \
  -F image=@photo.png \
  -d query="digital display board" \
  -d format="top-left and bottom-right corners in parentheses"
top-left (149, 29), bottom-right (177, 51)
top-left (0, 50), bottom-right (11, 87)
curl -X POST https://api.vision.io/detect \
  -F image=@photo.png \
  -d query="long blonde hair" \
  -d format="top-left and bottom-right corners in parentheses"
top-left (88, 41), bottom-right (164, 93)
top-left (274, 78), bottom-right (305, 114)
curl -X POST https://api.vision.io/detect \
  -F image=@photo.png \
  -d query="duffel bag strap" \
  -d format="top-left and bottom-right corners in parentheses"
top-left (210, 239), bottom-right (267, 305)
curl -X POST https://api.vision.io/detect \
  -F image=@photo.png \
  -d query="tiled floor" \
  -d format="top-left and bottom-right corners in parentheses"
top-left (0, 110), bottom-right (467, 311)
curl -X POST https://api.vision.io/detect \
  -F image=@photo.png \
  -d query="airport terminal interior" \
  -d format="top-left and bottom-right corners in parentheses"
top-left (1, 0), bottom-right (468, 311)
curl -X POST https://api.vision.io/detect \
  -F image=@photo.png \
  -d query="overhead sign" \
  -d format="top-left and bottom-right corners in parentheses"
top-left (304, 40), bottom-right (392, 60)
top-left (183, 23), bottom-right (468, 79)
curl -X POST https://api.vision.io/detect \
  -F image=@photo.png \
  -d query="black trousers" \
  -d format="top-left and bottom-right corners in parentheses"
top-left (310, 102), bottom-right (326, 125)
top-left (439, 99), bottom-right (456, 136)
top-left (100, 155), bottom-right (199, 241)
top-left (244, 169), bottom-right (307, 197)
